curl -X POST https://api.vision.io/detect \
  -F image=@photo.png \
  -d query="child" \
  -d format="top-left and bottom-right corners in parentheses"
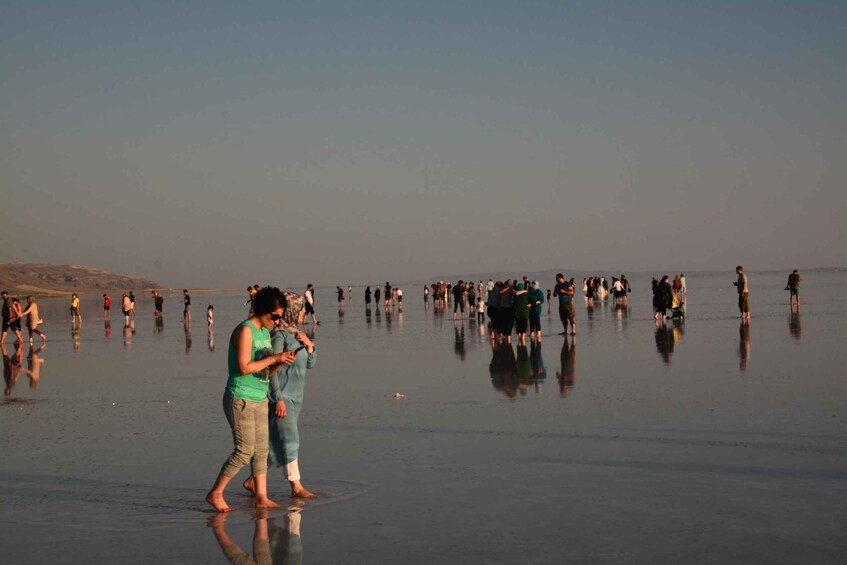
top-left (207, 305), bottom-right (214, 330)
top-left (477, 296), bottom-right (485, 322)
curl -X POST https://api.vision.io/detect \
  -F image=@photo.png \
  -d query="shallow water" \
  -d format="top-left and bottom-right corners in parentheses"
top-left (2, 270), bottom-right (846, 563)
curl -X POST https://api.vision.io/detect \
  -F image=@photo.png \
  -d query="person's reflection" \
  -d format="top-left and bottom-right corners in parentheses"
top-left (530, 341), bottom-right (546, 393)
top-left (788, 312), bottom-right (801, 340)
top-left (123, 320), bottom-right (134, 348)
top-left (516, 345), bottom-right (533, 396)
top-left (489, 341), bottom-right (517, 398)
top-left (209, 509), bottom-right (302, 565)
top-left (208, 329), bottom-right (215, 352)
top-left (375, 306), bottom-right (381, 324)
top-left (738, 320), bottom-right (751, 371)
top-left (72, 328), bottom-right (81, 352)
top-left (365, 307), bottom-right (372, 325)
top-left (3, 342), bottom-right (24, 396)
top-left (654, 324), bottom-right (675, 364)
top-left (453, 322), bottom-right (466, 361)
top-left (556, 336), bottom-right (576, 398)
top-left (184, 322), bottom-right (192, 354)
top-left (154, 315), bottom-right (164, 335)
top-left (26, 343), bottom-right (45, 389)
top-left (104, 320), bottom-right (112, 338)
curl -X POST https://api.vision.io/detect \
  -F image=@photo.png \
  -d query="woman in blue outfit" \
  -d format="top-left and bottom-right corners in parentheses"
top-left (244, 291), bottom-right (318, 499)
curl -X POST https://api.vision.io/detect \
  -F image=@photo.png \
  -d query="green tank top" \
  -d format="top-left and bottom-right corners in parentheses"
top-left (225, 319), bottom-right (273, 402)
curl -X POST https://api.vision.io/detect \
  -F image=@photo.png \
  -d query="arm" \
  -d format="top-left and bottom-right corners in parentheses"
top-left (233, 326), bottom-right (294, 377)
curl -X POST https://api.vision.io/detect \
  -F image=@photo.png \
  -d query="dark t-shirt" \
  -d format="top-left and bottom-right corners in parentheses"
top-left (2, 297), bottom-right (11, 321)
top-left (155, 296), bottom-right (164, 311)
top-left (184, 294), bottom-right (191, 307)
top-left (554, 282), bottom-right (573, 304)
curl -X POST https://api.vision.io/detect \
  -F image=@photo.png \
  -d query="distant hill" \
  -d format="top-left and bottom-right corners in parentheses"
top-left (0, 263), bottom-right (161, 297)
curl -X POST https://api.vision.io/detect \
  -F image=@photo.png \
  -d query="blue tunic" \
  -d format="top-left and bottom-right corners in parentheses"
top-left (267, 330), bottom-right (316, 466)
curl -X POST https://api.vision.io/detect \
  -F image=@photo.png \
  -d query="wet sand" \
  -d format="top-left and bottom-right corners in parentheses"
top-left (2, 270), bottom-right (846, 563)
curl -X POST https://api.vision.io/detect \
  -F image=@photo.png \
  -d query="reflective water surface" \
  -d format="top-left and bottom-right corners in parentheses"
top-left (1, 270), bottom-right (846, 563)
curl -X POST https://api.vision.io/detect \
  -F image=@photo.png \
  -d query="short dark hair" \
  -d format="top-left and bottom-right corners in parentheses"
top-left (555, 273), bottom-right (564, 279)
top-left (736, 265), bottom-right (743, 271)
top-left (183, 289), bottom-right (188, 293)
top-left (253, 286), bottom-right (287, 316)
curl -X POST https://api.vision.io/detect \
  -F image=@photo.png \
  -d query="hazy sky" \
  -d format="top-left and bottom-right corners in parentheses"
top-left (2, 1), bottom-right (845, 288)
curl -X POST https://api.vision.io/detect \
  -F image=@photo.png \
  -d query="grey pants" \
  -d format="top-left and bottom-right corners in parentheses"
top-left (220, 394), bottom-right (269, 478)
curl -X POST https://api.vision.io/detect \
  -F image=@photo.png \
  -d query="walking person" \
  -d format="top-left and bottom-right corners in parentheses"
top-left (19, 296), bottom-right (46, 344)
top-left (121, 294), bottom-right (132, 326)
top-left (786, 270), bottom-right (801, 311)
top-left (553, 273), bottom-right (576, 335)
top-left (103, 294), bottom-right (111, 320)
top-left (734, 266), bottom-right (750, 320)
top-left (365, 286), bottom-right (372, 308)
top-left (243, 292), bottom-right (318, 500)
top-left (653, 275), bottom-right (673, 323)
top-left (303, 284), bottom-right (319, 326)
top-left (206, 287), bottom-right (297, 513)
top-left (1, 291), bottom-right (23, 344)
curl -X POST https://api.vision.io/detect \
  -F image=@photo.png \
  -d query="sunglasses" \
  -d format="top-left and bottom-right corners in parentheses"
top-left (270, 312), bottom-right (284, 322)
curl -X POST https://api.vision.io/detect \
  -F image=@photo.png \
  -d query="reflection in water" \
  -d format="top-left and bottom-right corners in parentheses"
top-left (365, 307), bottom-right (372, 325)
top-left (529, 341), bottom-right (546, 392)
top-left (453, 323), bottom-right (466, 361)
top-left (154, 316), bottom-right (164, 335)
top-left (72, 328), bottom-right (81, 352)
top-left (210, 509), bottom-right (302, 565)
top-left (184, 322), bottom-right (192, 354)
top-left (3, 342), bottom-right (24, 396)
top-left (26, 343), bottom-right (45, 389)
top-left (556, 336), bottom-right (576, 397)
top-left (613, 304), bottom-right (629, 335)
top-left (123, 319), bottom-right (136, 348)
top-left (208, 329), bottom-right (215, 352)
top-left (654, 321), bottom-right (684, 365)
top-left (104, 320), bottom-right (112, 338)
top-left (489, 341), bottom-right (517, 398)
top-left (789, 313), bottom-right (801, 340)
top-left (739, 321), bottom-right (751, 371)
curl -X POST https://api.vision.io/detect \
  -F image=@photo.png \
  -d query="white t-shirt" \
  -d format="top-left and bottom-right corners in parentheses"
top-left (305, 289), bottom-right (314, 305)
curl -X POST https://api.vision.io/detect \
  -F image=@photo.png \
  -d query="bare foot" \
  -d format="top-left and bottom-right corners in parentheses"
top-left (292, 486), bottom-right (318, 499)
top-left (206, 491), bottom-right (232, 512)
top-left (255, 495), bottom-right (281, 509)
top-left (242, 476), bottom-right (255, 495)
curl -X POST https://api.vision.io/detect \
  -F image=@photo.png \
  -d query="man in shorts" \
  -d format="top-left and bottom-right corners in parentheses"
top-left (452, 280), bottom-right (465, 321)
top-left (734, 266), bottom-right (750, 320)
top-left (553, 273), bottom-right (576, 335)
top-left (304, 284), bottom-right (319, 326)
top-left (1, 291), bottom-right (23, 344)
top-left (786, 270), bottom-right (801, 311)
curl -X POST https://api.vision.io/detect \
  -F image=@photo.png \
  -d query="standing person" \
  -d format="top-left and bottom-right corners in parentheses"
top-left (152, 291), bottom-right (164, 319)
top-left (734, 266), bottom-right (750, 320)
top-left (612, 277), bottom-right (623, 305)
top-left (452, 280), bottom-right (465, 321)
top-left (365, 286), bottom-right (372, 307)
top-left (19, 296), bottom-right (46, 344)
top-left (206, 286), bottom-right (297, 513)
top-left (546, 288), bottom-right (552, 313)
top-left (128, 291), bottom-right (136, 319)
top-left (207, 305), bottom-right (215, 330)
top-left (553, 273), bottom-right (576, 335)
top-left (244, 292), bottom-right (318, 500)
top-left (348, 286), bottom-right (353, 302)
top-left (620, 275), bottom-right (632, 306)
top-left (383, 282), bottom-right (392, 309)
top-left (121, 294), bottom-right (132, 326)
top-left (512, 283), bottom-right (531, 346)
top-left (477, 296), bottom-right (485, 323)
top-left (336, 286), bottom-right (344, 308)
top-left (103, 294), bottom-right (111, 320)
top-left (529, 281), bottom-right (545, 341)
top-left (653, 276), bottom-right (673, 323)
top-left (423, 285), bottom-right (429, 304)
top-left (1, 291), bottom-right (23, 344)
top-left (183, 289), bottom-right (192, 323)
top-left (498, 280), bottom-right (516, 342)
top-left (374, 286), bottom-right (381, 306)
top-left (487, 282), bottom-right (502, 342)
top-left (303, 284), bottom-right (319, 326)
top-left (70, 293), bottom-right (82, 325)
top-left (680, 274), bottom-right (687, 302)
top-left (396, 288), bottom-right (403, 309)
top-left (786, 270), bottom-right (801, 310)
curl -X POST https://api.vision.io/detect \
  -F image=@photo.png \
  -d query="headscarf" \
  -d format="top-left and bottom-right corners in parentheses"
top-left (275, 291), bottom-right (304, 334)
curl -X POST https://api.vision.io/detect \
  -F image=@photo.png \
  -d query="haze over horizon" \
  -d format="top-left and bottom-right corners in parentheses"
top-left (2, 1), bottom-right (845, 288)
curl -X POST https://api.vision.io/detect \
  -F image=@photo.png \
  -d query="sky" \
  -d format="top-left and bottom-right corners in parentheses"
top-left (2, 0), bottom-right (845, 288)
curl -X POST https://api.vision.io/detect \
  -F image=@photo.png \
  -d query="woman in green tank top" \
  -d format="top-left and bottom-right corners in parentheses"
top-left (206, 286), bottom-right (298, 513)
